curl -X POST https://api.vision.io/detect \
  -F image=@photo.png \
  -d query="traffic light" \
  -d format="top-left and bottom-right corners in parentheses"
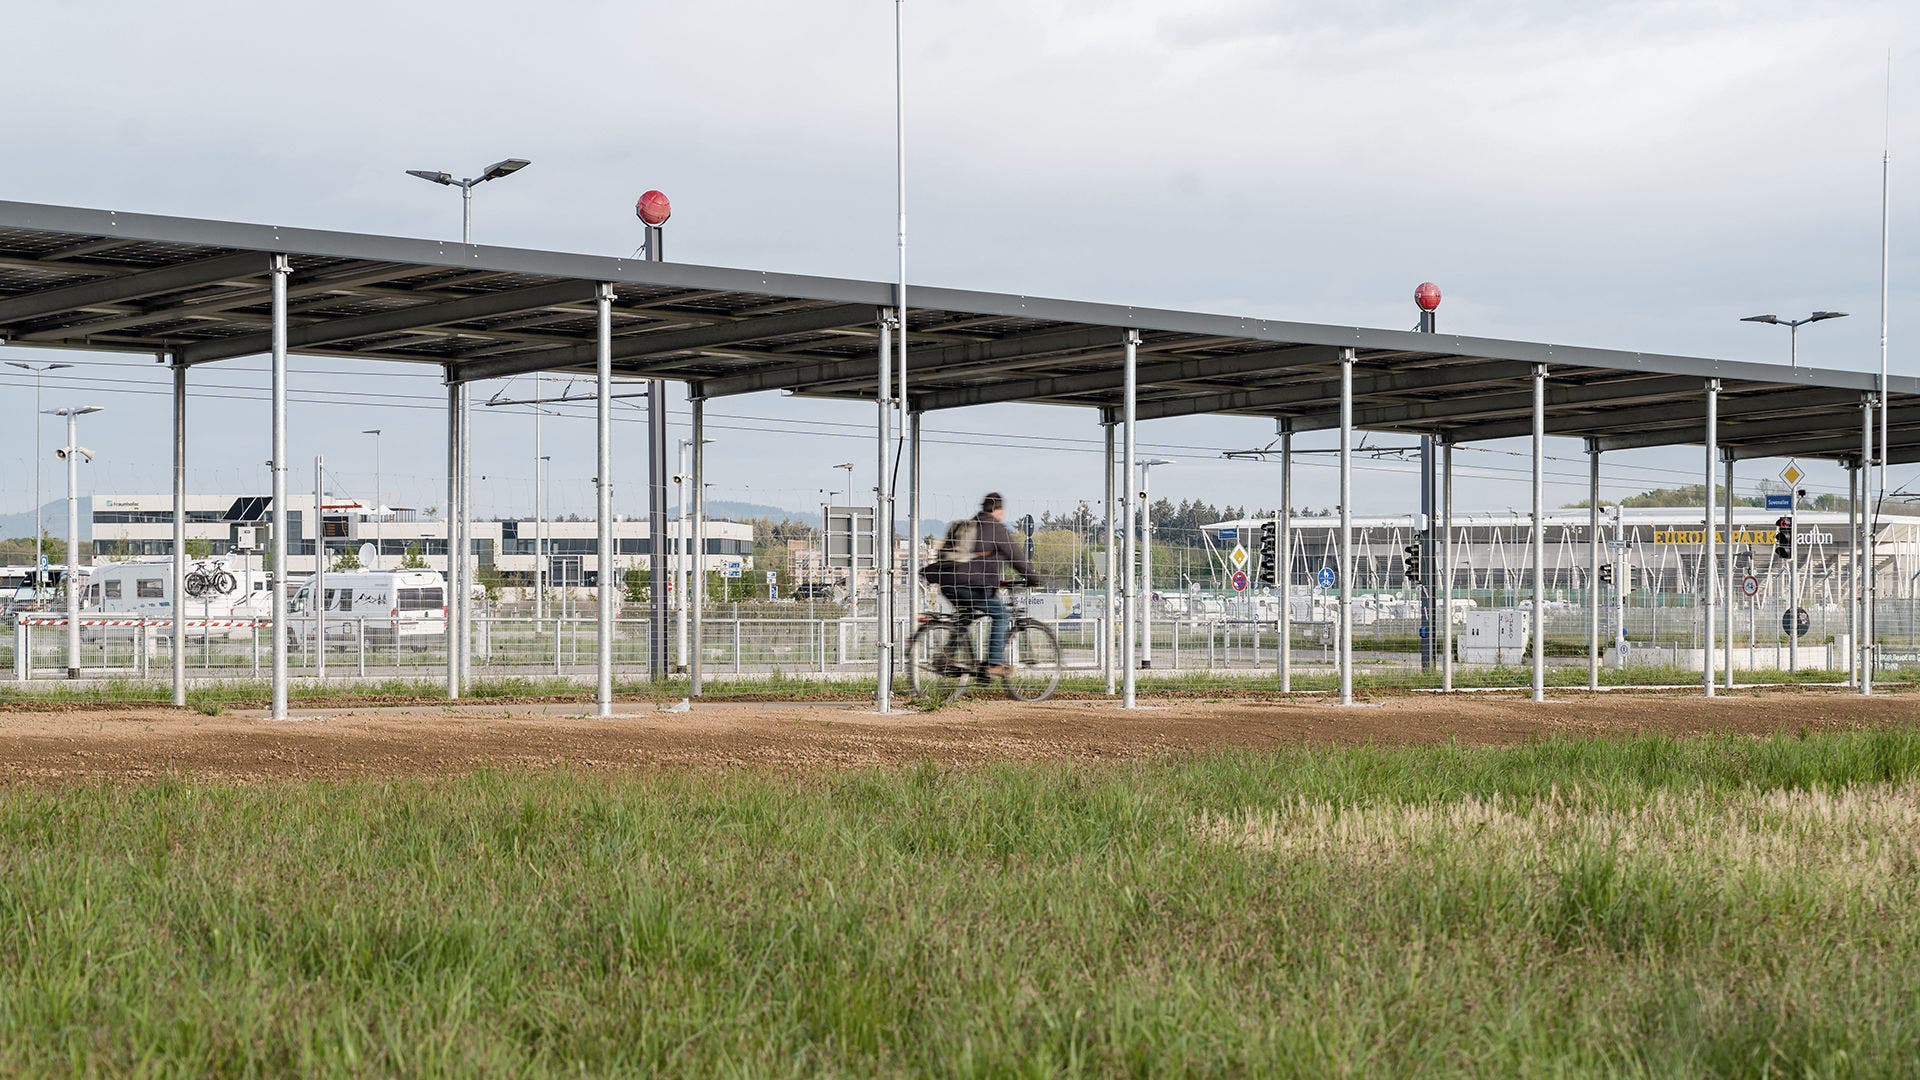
top-left (1256, 521), bottom-right (1277, 586)
top-left (1773, 516), bottom-right (1792, 560)
top-left (1403, 542), bottom-right (1421, 585)
top-left (1599, 564), bottom-right (1614, 586)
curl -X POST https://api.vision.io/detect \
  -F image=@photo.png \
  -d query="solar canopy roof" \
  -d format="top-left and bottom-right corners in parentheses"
top-left (0, 199), bottom-right (1908, 464)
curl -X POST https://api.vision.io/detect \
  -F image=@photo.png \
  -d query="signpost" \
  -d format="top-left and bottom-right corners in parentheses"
top-left (1229, 543), bottom-right (1249, 571)
top-left (1317, 566), bottom-right (1337, 590)
top-left (1741, 574), bottom-right (1759, 599)
top-left (1765, 493), bottom-right (1793, 511)
top-left (1230, 569), bottom-right (1249, 593)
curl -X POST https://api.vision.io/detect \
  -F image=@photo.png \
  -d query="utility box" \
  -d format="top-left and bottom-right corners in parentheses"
top-left (1459, 608), bottom-right (1530, 665)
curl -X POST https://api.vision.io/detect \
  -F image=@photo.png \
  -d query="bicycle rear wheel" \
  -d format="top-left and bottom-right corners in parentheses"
top-left (1001, 620), bottom-right (1061, 701)
top-left (906, 621), bottom-right (972, 705)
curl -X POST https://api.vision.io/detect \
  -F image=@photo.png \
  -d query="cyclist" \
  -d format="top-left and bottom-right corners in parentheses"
top-left (922, 492), bottom-right (1043, 676)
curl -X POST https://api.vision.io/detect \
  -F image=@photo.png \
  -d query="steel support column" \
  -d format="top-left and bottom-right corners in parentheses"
top-left (1703, 379), bottom-right (1718, 698)
top-left (170, 356), bottom-right (186, 707)
top-left (907, 409), bottom-right (922, 651)
top-left (1863, 395), bottom-right (1876, 695)
top-left (595, 283), bottom-right (615, 716)
top-left (1531, 364), bottom-right (1547, 703)
top-left (875, 310), bottom-right (896, 713)
top-left (269, 254), bottom-right (290, 721)
top-left (1339, 348), bottom-right (1355, 707)
top-left (1587, 441), bottom-right (1600, 692)
top-left (1122, 331), bottom-right (1139, 709)
top-left (1102, 421), bottom-right (1116, 696)
top-left (1441, 439), bottom-right (1455, 693)
top-left (1279, 422), bottom-right (1293, 693)
top-left (1848, 460), bottom-right (1859, 686)
top-left (458, 382), bottom-right (471, 688)
top-left (445, 379), bottom-right (461, 700)
top-left (1723, 452), bottom-right (1735, 691)
top-left (690, 396), bottom-right (706, 696)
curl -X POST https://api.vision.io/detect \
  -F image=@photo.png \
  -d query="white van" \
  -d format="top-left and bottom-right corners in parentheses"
top-left (80, 556), bottom-right (268, 640)
top-left (289, 570), bottom-right (447, 647)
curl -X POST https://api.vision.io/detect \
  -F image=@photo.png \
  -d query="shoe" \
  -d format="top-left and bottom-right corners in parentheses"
top-left (984, 664), bottom-right (1012, 678)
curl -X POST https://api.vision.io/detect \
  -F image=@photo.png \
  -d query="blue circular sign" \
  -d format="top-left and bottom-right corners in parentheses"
top-left (1317, 567), bottom-right (1337, 589)
top-left (1230, 570), bottom-right (1249, 592)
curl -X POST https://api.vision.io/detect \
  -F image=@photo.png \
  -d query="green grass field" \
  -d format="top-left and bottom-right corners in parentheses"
top-left (5, 731), bottom-right (1920, 1075)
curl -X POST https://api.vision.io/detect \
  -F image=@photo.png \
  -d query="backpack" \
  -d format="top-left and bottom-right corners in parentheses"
top-left (936, 517), bottom-right (981, 565)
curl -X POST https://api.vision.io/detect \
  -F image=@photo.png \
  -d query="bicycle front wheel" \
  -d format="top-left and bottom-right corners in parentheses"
top-left (906, 621), bottom-right (971, 705)
top-left (1002, 620), bottom-right (1061, 702)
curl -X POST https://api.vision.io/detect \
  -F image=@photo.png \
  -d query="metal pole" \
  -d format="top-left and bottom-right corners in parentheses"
top-left (1702, 379), bottom-right (1718, 698)
top-left (1122, 332), bottom-right (1139, 708)
top-left (1279, 423), bottom-right (1293, 693)
top-left (1789, 486), bottom-right (1800, 675)
top-left (1587, 442), bottom-right (1600, 691)
top-left (595, 283), bottom-right (615, 716)
top-left (170, 358), bottom-right (186, 706)
top-left (1441, 439), bottom-right (1455, 692)
top-left (1848, 460), bottom-right (1859, 686)
top-left (1723, 452), bottom-right (1735, 690)
top-left (445, 378), bottom-right (461, 699)
top-left (1531, 364), bottom-right (1547, 703)
top-left (371, 431), bottom-right (381, 570)
top-left (691, 396), bottom-right (706, 696)
top-left (533, 384), bottom-right (544, 626)
top-left (645, 242), bottom-right (669, 682)
top-left (315, 454), bottom-right (326, 681)
top-left (676, 438), bottom-right (689, 671)
top-left (1339, 347), bottom-right (1354, 706)
top-left (1103, 421), bottom-right (1116, 695)
top-left (64, 409), bottom-right (80, 679)
top-left (1140, 463), bottom-right (1153, 668)
top-left (1863, 395), bottom-right (1876, 694)
top-left (876, 310), bottom-right (896, 712)
top-left (907, 409), bottom-right (922, 643)
top-left (269, 254), bottom-right (290, 719)
top-left (459, 382), bottom-right (472, 688)
top-left (1419, 434), bottom-right (1436, 669)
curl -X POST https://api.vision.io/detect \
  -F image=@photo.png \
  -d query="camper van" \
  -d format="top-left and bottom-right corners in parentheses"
top-left (79, 556), bottom-right (267, 640)
top-left (288, 570), bottom-right (447, 648)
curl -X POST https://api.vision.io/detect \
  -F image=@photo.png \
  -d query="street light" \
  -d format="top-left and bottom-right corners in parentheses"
top-left (48, 405), bottom-right (101, 679)
top-left (361, 429), bottom-right (382, 570)
top-left (1137, 458), bottom-right (1173, 667)
top-left (1740, 311), bottom-right (1849, 369)
top-left (8, 361), bottom-right (71, 593)
top-left (405, 157), bottom-right (532, 243)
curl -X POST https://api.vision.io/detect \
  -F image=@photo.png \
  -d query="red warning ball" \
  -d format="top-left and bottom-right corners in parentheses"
top-left (1414, 281), bottom-right (1442, 311)
top-left (635, 190), bottom-right (672, 226)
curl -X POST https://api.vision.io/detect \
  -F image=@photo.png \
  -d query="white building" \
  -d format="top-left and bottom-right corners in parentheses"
top-left (88, 493), bottom-right (754, 585)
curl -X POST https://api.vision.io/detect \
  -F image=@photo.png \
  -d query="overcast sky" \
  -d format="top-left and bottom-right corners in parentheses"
top-left (1, 0), bottom-right (1916, 530)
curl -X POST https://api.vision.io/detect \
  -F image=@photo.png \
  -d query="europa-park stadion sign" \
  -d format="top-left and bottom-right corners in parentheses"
top-left (1651, 527), bottom-right (1834, 546)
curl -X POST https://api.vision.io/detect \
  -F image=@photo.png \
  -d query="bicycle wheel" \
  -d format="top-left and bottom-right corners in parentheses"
top-left (1001, 620), bottom-right (1062, 702)
top-left (213, 571), bottom-right (237, 594)
top-left (906, 620), bottom-right (972, 705)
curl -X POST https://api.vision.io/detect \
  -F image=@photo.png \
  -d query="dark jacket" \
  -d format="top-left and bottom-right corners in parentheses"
top-left (925, 512), bottom-right (1041, 589)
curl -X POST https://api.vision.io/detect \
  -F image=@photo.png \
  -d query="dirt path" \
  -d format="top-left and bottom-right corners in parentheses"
top-left (2, 687), bottom-right (1915, 782)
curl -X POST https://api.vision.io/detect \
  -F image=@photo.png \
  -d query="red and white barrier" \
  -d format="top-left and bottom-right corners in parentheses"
top-left (16, 617), bottom-right (268, 629)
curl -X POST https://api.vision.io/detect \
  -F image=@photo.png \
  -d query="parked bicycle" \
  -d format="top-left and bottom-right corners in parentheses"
top-left (904, 585), bottom-right (1061, 704)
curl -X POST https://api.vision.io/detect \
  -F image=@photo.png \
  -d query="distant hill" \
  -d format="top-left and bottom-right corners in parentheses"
top-left (0, 499), bottom-right (87, 544)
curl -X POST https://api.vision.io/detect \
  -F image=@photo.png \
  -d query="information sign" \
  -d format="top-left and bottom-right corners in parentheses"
top-left (1317, 566), bottom-right (1337, 590)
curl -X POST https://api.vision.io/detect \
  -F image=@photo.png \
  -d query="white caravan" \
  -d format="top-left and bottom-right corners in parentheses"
top-left (288, 570), bottom-right (447, 648)
top-left (79, 556), bottom-right (268, 640)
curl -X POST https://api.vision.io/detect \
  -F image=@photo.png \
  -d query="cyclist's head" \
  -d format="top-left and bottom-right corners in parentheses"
top-left (981, 491), bottom-right (1004, 519)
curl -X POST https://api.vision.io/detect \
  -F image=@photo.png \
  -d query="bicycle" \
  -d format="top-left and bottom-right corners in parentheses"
top-left (904, 585), bottom-right (1062, 704)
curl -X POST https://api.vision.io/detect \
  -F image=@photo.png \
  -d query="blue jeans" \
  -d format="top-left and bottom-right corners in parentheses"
top-left (946, 586), bottom-right (1011, 666)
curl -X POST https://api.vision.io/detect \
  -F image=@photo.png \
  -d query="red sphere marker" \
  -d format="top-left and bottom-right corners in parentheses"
top-left (1414, 281), bottom-right (1442, 311)
top-left (635, 190), bottom-right (671, 226)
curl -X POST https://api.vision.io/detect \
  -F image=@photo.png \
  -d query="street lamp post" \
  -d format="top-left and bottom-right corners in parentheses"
top-left (49, 405), bottom-right (101, 679)
top-left (8, 361), bottom-right (71, 594)
top-left (1137, 458), bottom-right (1172, 667)
top-left (1740, 311), bottom-right (1849, 370)
top-left (361, 429), bottom-right (381, 570)
top-left (406, 158), bottom-right (532, 244)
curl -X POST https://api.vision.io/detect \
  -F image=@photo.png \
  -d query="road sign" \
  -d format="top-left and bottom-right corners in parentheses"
top-left (721, 558), bottom-right (743, 579)
top-left (1765, 493), bottom-right (1793, 511)
top-left (1779, 461), bottom-right (1804, 487)
top-left (1741, 574), bottom-right (1759, 598)
top-left (1217, 528), bottom-right (1237, 541)
top-left (1317, 566), bottom-right (1337, 589)
top-left (765, 571), bottom-right (777, 584)
top-left (1229, 543), bottom-right (1249, 570)
top-left (1782, 606), bottom-right (1810, 638)
top-left (1230, 569), bottom-right (1250, 592)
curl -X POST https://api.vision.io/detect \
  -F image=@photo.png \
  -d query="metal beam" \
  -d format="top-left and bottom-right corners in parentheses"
top-left (912, 344), bottom-right (1342, 412)
top-left (700, 324), bottom-right (1132, 399)
top-left (1453, 388), bottom-right (1859, 447)
top-left (449, 303), bottom-right (873, 384)
top-left (177, 280), bottom-right (601, 365)
top-left (1123, 359), bottom-right (1537, 423)
top-left (1732, 412), bottom-right (1920, 462)
top-left (1288, 374), bottom-right (1706, 434)
top-left (0, 252), bottom-right (267, 327)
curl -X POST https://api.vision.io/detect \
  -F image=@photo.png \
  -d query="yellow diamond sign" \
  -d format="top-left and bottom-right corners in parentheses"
top-left (1229, 543), bottom-right (1249, 570)
top-left (1780, 461), bottom-right (1804, 486)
